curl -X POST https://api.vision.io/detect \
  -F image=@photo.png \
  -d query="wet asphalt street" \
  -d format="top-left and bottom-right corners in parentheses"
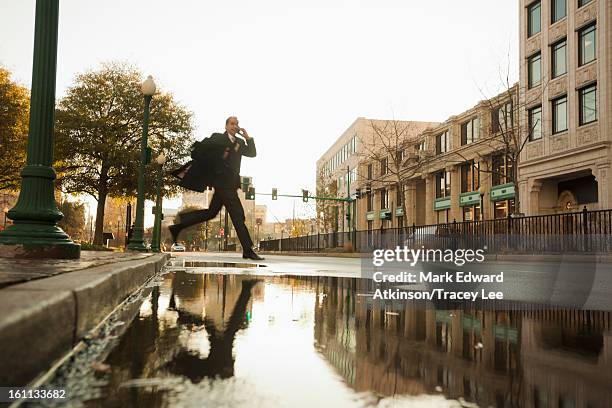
top-left (28, 252), bottom-right (612, 407)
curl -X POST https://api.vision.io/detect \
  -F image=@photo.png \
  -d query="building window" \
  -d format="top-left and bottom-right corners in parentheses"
top-left (492, 154), bottom-right (514, 186)
top-left (463, 205), bottom-right (481, 222)
top-left (396, 149), bottom-right (404, 164)
top-left (436, 171), bottom-right (451, 198)
top-left (527, 1), bottom-right (541, 37)
top-left (461, 161), bottom-right (480, 193)
top-left (492, 102), bottom-right (513, 133)
top-left (579, 23), bottom-right (596, 66)
top-left (367, 190), bottom-right (373, 212)
top-left (417, 140), bottom-right (426, 151)
top-left (552, 95), bottom-right (568, 134)
top-left (579, 84), bottom-right (597, 125)
top-left (461, 117), bottom-right (480, 145)
top-left (436, 131), bottom-right (450, 154)
top-left (367, 163), bottom-right (373, 180)
top-left (396, 184), bottom-right (404, 206)
top-left (528, 105), bottom-right (542, 141)
top-left (528, 53), bottom-right (541, 88)
top-left (380, 188), bottom-right (388, 209)
top-left (552, 0), bottom-right (566, 24)
top-left (551, 39), bottom-right (567, 78)
top-left (494, 200), bottom-right (515, 219)
top-left (578, 0), bottom-right (592, 8)
top-left (380, 157), bottom-right (388, 176)
top-left (437, 210), bottom-right (449, 224)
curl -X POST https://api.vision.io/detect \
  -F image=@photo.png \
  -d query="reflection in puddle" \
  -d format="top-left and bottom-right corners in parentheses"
top-left (85, 273), bottom-right (612, 407)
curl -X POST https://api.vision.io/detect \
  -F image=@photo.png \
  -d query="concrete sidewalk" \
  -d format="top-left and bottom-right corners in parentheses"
top-left (0, 251), bottom-right (169, 387)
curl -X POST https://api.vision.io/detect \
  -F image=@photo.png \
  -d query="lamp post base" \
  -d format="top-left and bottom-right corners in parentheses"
top-left (0, 224), bottom-right (80, 259)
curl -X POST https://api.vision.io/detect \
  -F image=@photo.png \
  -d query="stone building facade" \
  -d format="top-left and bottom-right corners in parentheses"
top-left (519, 0), bottom-right (611, 215)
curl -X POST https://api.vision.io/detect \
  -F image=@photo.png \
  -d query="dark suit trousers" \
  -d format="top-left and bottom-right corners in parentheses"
top-left (178, 189), bottom-right (254, 253)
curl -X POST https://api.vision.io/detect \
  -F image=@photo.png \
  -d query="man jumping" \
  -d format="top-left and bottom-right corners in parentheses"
top-left (170, 116), bottom-right (264, 260)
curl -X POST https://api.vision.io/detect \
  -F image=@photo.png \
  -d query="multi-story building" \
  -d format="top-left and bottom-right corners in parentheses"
top-left (519, 0), bottom-right (611, 215)
top-left (353, 86), bottom-right (518, 230)
top-left (316, 117), bottom-right (437, 233)
top-left (315, 0), bottom-right (610, 235)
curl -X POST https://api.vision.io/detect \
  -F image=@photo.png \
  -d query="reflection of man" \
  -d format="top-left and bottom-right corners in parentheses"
top-left (165, 279), bottom-right (259, 382)
top-left (170, 116), bottom-right (263, 260)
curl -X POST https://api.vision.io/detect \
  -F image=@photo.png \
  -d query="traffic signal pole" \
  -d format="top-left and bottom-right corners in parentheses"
top-left (257, 192), bottom-right (349, 202)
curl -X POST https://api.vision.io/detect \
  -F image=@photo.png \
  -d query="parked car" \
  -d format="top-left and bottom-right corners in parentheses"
top-left (171, 243), bottom-right (186, 252)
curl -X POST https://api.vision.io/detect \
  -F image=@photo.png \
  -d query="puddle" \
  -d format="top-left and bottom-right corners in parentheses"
top-left (34, 272), bottom-right (612, 407)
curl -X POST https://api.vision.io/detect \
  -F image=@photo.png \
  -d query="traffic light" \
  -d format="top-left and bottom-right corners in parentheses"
top-left (355, 188), bottom-right (362, 199)
top-left (272, 188), bottom-right (278, 200)
top-left (302, 189), bottom-right (308, 202)
top-left (241, 176), bottom-right (252, 191)
top-left (246, 187), bottom-right (255, 200)
top-left (365, 185), bottom-right (372, 195)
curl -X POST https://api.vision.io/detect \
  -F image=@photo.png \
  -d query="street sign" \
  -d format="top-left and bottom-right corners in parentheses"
top-left (219, 228), bottom-right (225, 237)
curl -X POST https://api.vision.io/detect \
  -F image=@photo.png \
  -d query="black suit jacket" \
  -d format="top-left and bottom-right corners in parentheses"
top-left (174, 132), bottom-right (256, 192)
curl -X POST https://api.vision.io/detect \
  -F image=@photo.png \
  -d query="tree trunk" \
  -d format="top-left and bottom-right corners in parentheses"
top-left (93, 191), bottom-right (107, 245)
top-left (512, 154), bottom-right (521, 215)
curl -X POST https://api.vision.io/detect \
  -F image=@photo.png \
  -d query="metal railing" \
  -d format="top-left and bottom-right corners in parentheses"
top-left (259, 207), bottom-right (612, 254)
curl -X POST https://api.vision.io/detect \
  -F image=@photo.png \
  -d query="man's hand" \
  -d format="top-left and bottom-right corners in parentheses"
top-left (239, 128), bottom-right (250, 140)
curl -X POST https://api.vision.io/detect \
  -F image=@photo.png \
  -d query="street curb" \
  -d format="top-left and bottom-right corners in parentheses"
top-left (0, 253), bottom-right (169, 387)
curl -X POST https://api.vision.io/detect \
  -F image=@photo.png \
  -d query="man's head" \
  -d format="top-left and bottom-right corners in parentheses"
top-left (225, 116), bottom-right (240, 136)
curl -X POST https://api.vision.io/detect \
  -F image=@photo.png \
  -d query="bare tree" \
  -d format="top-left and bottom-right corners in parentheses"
top-left (315, 166), bottom-right (338, 233)
top-left (356, 119), bottom-right (435, 219)
top-left (443, 69), bottom-right (549, 216)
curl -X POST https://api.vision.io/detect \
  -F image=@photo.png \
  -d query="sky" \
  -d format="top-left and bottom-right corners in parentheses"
top-left (1, 0), bottom-right (518, 226)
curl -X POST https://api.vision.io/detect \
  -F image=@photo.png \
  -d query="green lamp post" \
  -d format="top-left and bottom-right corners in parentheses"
top-left (151, 153), bottom-right (166, 252)
top-left (127, 75), bottom-right (156, 251)
top-left (0, 0), bottom-right (79, 259)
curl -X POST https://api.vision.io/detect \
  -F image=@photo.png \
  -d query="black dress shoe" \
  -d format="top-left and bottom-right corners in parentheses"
top-left (243, 252), bottom-right (265, 261)
top-left (169, 224), bottom-right (181, 244)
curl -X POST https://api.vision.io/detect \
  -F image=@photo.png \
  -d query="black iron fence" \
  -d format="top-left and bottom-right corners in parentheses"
top-left (259, 208), bottom-right (612, 254)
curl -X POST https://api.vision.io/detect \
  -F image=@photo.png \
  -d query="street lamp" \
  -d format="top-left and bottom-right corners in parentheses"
top-left (0, 0), bottom-right (79, 258)
top-left (127, 75), bottom-right (156, 251)
top-left (151, 153), bottom-right (166, 253)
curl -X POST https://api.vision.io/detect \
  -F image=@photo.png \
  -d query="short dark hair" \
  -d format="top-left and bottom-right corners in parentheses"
top-left (225, 116), bottom-right (238, 125)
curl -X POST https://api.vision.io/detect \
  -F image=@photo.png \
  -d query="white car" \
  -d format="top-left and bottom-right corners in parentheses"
top-left (171, 243), bottom-right (186, 252)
